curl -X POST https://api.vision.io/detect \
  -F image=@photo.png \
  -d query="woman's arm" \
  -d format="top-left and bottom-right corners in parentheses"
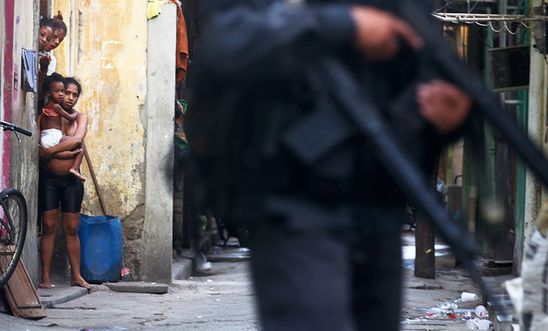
top-left (38, 113), bottom-right (89, 160)
top-left (68, 112), bottom-right (88, 141)
top-left (47, 112), bottom-right (89, 158)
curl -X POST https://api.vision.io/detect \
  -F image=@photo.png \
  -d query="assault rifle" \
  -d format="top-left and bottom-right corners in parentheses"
top-left (284, 4), bottom-right (548, 315)
top-left (311, 56), bottom-right (506, 313)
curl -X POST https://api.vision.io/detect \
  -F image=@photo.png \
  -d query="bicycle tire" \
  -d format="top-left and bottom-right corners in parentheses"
top-left (0, 189), bottom-right (27, 287)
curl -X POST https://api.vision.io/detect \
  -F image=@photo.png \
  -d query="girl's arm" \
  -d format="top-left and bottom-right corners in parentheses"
top-left (51, 103), bottom-right (79, 122)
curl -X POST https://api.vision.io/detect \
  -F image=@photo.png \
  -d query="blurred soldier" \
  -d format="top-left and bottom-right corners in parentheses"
top-left (188, 1), bottom-right (471, 330)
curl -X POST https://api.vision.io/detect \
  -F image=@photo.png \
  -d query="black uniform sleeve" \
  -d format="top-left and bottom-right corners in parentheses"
top-left (198, 1), bottom-right (356, 81)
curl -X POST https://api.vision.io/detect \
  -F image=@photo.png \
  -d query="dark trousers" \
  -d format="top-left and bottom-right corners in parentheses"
top-left (250, 197), bottom-right (405, 331)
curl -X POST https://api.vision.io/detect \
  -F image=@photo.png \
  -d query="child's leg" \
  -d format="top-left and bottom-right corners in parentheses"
top-left (69, 144), bottom-right (86, 181)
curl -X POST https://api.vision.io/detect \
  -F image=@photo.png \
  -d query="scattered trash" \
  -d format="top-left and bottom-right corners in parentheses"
top-left (466, 318), bottom-right (491, 330)
top-left (474, 305), bottom-right (488, 318)
top-left (461, 292), bottom-right (479, 302)
top-left (420, 298), bottom-right (491, 324)
top-left (120, 267), bottom-right (132, 281)
top-left (440, 302), bottom-right (458, 311)
top-left (424, 301), bottom-right (461, 320)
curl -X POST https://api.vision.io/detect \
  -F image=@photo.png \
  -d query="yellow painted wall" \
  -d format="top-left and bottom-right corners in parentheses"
top-left (53, 0), bottom-right (147, 215)
top-left (53, 0), bottom-right (148, 273)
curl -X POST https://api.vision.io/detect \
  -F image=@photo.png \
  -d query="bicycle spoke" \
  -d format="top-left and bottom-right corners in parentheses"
top-left (6, 197), bottom-right (21, 246)
top-left (0, 189), bottom-right (27, 286)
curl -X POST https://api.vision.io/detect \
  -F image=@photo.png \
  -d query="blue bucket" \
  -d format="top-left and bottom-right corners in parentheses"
top-left (78, 215), bottom-right (123, 283)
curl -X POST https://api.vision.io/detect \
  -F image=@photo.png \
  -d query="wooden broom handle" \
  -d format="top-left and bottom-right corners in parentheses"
top-left (84, 148), bottom-right (108, 216)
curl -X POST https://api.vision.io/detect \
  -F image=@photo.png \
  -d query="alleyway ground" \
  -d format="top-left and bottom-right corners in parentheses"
top-left (0, 232), bottom-right (515, 330)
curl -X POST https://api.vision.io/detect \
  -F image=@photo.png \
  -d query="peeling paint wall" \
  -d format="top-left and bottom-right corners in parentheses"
top-left (53, 0), bottom-right (150, 278)
top-left (2, 0), bottom-right (40, 285)
top-left (142, 3), bottom-right (175, 283)
top-left (13, 0), bottom-right (41, 287)
top-left (53, 0), bottom-right (175, 281)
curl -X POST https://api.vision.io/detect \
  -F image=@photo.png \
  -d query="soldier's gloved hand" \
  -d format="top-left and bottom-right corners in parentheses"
top-left (417, 80), bottom-right (472, 133)
top-left (350, 7), bottom-right (423, 60)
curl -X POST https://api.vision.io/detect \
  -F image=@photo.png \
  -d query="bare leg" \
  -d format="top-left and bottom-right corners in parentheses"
top-left (62, 212), bottom-right (91, 289)
top-left (40, 209), bottom-right (59, 289)
top-left (69, 144), bottom-right (86, 181)
top-left (57, 137), bottom-right (86, 181)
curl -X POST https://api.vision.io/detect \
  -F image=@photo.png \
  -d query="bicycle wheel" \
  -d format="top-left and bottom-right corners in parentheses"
top-left (0, 189), bottom-right (27, 287)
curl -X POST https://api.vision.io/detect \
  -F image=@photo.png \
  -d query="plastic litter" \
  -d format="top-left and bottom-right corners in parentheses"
top-left (461, 291), bottom-right (479, 302)
top-left (466, 318), bottom-right (491, 330)
top-left (474, 305), bottom-right (488, 318)
top-left (440, 302), bottom-right (458, 311)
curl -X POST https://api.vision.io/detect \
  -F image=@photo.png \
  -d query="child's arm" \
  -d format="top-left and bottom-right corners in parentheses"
top-left (51, 103), bottom-right (79, 122)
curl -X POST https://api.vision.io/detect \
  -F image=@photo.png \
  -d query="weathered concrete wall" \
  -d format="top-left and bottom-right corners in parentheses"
top-left (53, 0), bottom-right (175, 281)
top-left (141, 3), bottom-right (175, 283)
top-left (2, 0), bottom-right (41, 286)
top-left (53, 0), bottom-right (149, 277)
top-left (16, 0), bottom-right (41, 287)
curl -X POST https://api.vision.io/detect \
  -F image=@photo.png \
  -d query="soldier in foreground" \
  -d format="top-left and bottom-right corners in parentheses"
top-left (188, 1), bottom-right (472, 330)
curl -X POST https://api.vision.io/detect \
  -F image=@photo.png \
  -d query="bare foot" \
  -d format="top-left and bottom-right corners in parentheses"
top-left (39, 282), bottom-right (55, 289)
top-left (71, 277), bottom-right (92, 290)
top-left (69, 169), bottom-right (87, 182)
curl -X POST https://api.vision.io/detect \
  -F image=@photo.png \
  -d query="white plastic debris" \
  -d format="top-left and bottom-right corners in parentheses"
top-left (474, 305), bottom-right (488, 318)
top-left (461, 292), bottom-right (479, 302)
top-left (466, 318), bottom-right (492, 330)
top-left (440, 302), bottom-right (458, 311)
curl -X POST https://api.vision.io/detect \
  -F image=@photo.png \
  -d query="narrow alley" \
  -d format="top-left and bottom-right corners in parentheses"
top-left (0, 236), bottom-right (511, 331)
top-left (0, 0), bottom-right (542, 330)
top-left (1, 262), bottom-right (257, 330)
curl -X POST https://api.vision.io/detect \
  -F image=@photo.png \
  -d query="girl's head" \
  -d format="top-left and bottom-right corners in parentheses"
top-left (48, 12), bottom-right (67, 51)
top-left (62, 77), bottom-right (82, 110)
top-left (43, 72), bottom-right (65, 104)
top-left (39, 17), bottom-right (53, 51)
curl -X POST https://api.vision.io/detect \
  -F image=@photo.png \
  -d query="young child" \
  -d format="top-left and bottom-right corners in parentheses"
top-left (38, 17), bottom-right (53, 55)
top-left (40, 73), bottom-right (85, 181)
top-left (45, 12), bottom-right (68, 75)
top-left (38, 17), bottom-right (54, 102)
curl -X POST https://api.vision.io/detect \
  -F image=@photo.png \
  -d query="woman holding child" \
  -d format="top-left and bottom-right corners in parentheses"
top-left (38, 75), bottom-right (90, 289)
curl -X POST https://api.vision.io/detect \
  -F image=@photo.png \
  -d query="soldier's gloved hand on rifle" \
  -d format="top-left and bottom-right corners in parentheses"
top-left (417, 80), bottom-right (472, 134)
top-left (350, 6), bottom-right (472, 134)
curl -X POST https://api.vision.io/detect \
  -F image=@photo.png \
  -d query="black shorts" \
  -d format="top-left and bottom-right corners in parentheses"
top-left (38, 168), bottom-right (84, 213)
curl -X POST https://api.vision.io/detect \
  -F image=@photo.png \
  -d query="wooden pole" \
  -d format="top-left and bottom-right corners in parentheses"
top-left (414, 158), bottom-right (440, 279)
top-left (84, 148), bottom-right (108, 215)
